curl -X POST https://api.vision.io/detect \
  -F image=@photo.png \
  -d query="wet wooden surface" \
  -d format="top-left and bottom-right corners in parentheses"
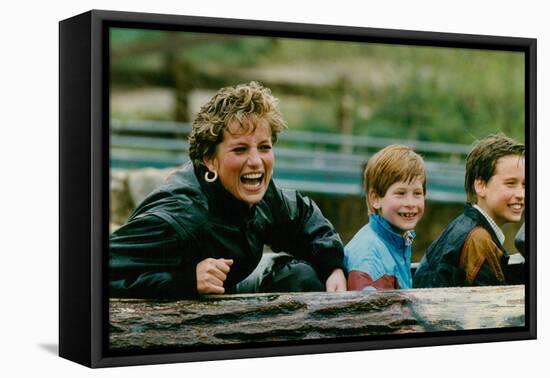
top-left (109, 285), bottom-right (525, 351)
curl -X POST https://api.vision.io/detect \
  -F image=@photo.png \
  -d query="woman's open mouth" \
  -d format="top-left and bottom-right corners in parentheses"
top-left (241, 172), bottom-right (264, 189)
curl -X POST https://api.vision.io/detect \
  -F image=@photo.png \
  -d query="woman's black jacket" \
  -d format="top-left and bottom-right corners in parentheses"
top-left (109, 162), bottom-right (345, 298)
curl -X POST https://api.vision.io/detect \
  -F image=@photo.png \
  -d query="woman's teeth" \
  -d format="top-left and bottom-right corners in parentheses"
top-left (241, 173), bottom-right (263, 186)
top-left (242, 173), bottom-right (262, 179)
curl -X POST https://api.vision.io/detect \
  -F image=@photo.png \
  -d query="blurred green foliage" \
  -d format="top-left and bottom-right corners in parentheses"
top-left (110, 28), bottom-right (525, 144)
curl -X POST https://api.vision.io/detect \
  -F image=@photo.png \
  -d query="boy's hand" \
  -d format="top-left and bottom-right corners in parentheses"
top-left (196, 258), bottom-right (234, 294)
top-left (325, 268), bottom-right (347, 292)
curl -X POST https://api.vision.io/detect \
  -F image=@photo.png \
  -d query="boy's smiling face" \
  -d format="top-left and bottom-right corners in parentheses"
top-left (371, 177), bottom-right (425, 233)
top-left (475, 155), bottom-right (525, 226)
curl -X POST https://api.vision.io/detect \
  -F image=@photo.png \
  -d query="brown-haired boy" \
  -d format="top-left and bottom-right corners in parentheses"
top-left (345, 145), bottom-right (426, 290)
top-left (413, 134), bottom-right (525, 287)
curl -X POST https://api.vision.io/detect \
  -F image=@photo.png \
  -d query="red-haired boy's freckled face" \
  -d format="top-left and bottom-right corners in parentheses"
top-left (476, 155), bottom-right (525, 226)
top-left (372, 178), bottom-right (425, 233)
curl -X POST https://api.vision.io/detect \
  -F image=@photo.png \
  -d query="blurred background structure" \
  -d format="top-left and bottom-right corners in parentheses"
top-left (109, 28), bottom-right (525, 261)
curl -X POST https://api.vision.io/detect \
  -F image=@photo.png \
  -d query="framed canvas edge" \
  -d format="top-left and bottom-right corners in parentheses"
top-left (90, 9), bottom-right (109, 368)
top-left (525, 37), bottom-right (537, 340)
top-left (57, 9), bottom-right (538, 368)
top-left (88, 8), bottom-right (535, 50)
top-left (92, 328), bottom-right (535, 367)
top-left (59, 10), bottom-right (93, 367)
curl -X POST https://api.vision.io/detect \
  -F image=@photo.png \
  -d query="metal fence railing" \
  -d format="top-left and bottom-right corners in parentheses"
top-left (110, 119), bottom-right (468, 202)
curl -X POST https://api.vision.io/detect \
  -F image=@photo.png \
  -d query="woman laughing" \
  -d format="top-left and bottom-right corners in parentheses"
top-left (109, 81), bottom-right (347, 298)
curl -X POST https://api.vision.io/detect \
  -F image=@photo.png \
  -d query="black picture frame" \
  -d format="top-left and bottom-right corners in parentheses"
top-left (59, 9), bottom-right (537, 368)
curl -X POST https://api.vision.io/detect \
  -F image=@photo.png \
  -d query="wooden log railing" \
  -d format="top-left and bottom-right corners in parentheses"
top-left (110, 285), bottom-right (525, 351)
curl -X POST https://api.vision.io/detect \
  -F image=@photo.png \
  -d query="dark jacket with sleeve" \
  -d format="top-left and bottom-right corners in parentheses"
top-left (413, 204), bottom-right (510, 288)
top-left (109, 162), bottom-right (345, 298)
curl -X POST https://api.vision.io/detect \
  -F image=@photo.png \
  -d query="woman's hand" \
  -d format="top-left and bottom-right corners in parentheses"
top-left (325, 268), bottom-right (347, 292)
top-left (196, 258), bottom-right (234, 294)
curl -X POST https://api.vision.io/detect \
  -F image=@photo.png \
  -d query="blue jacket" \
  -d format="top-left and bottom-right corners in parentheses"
top-left (344, 214), bottom-right (415, 290)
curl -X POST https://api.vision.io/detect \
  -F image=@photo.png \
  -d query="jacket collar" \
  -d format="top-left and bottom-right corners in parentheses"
top-left (369, 214), bottom-right (416, 250)
top-left (472, 204), bottom-right (505, 245)
top-left (194, 164), bottom-right (256, 222)
top-left (464, 204), bottom-right (505, 248)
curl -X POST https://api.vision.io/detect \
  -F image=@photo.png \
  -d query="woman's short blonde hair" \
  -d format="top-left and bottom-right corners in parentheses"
top-left (189, 81), bottom-right (287, 167)
top-left (364, 144), bottom-right (426, 214)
